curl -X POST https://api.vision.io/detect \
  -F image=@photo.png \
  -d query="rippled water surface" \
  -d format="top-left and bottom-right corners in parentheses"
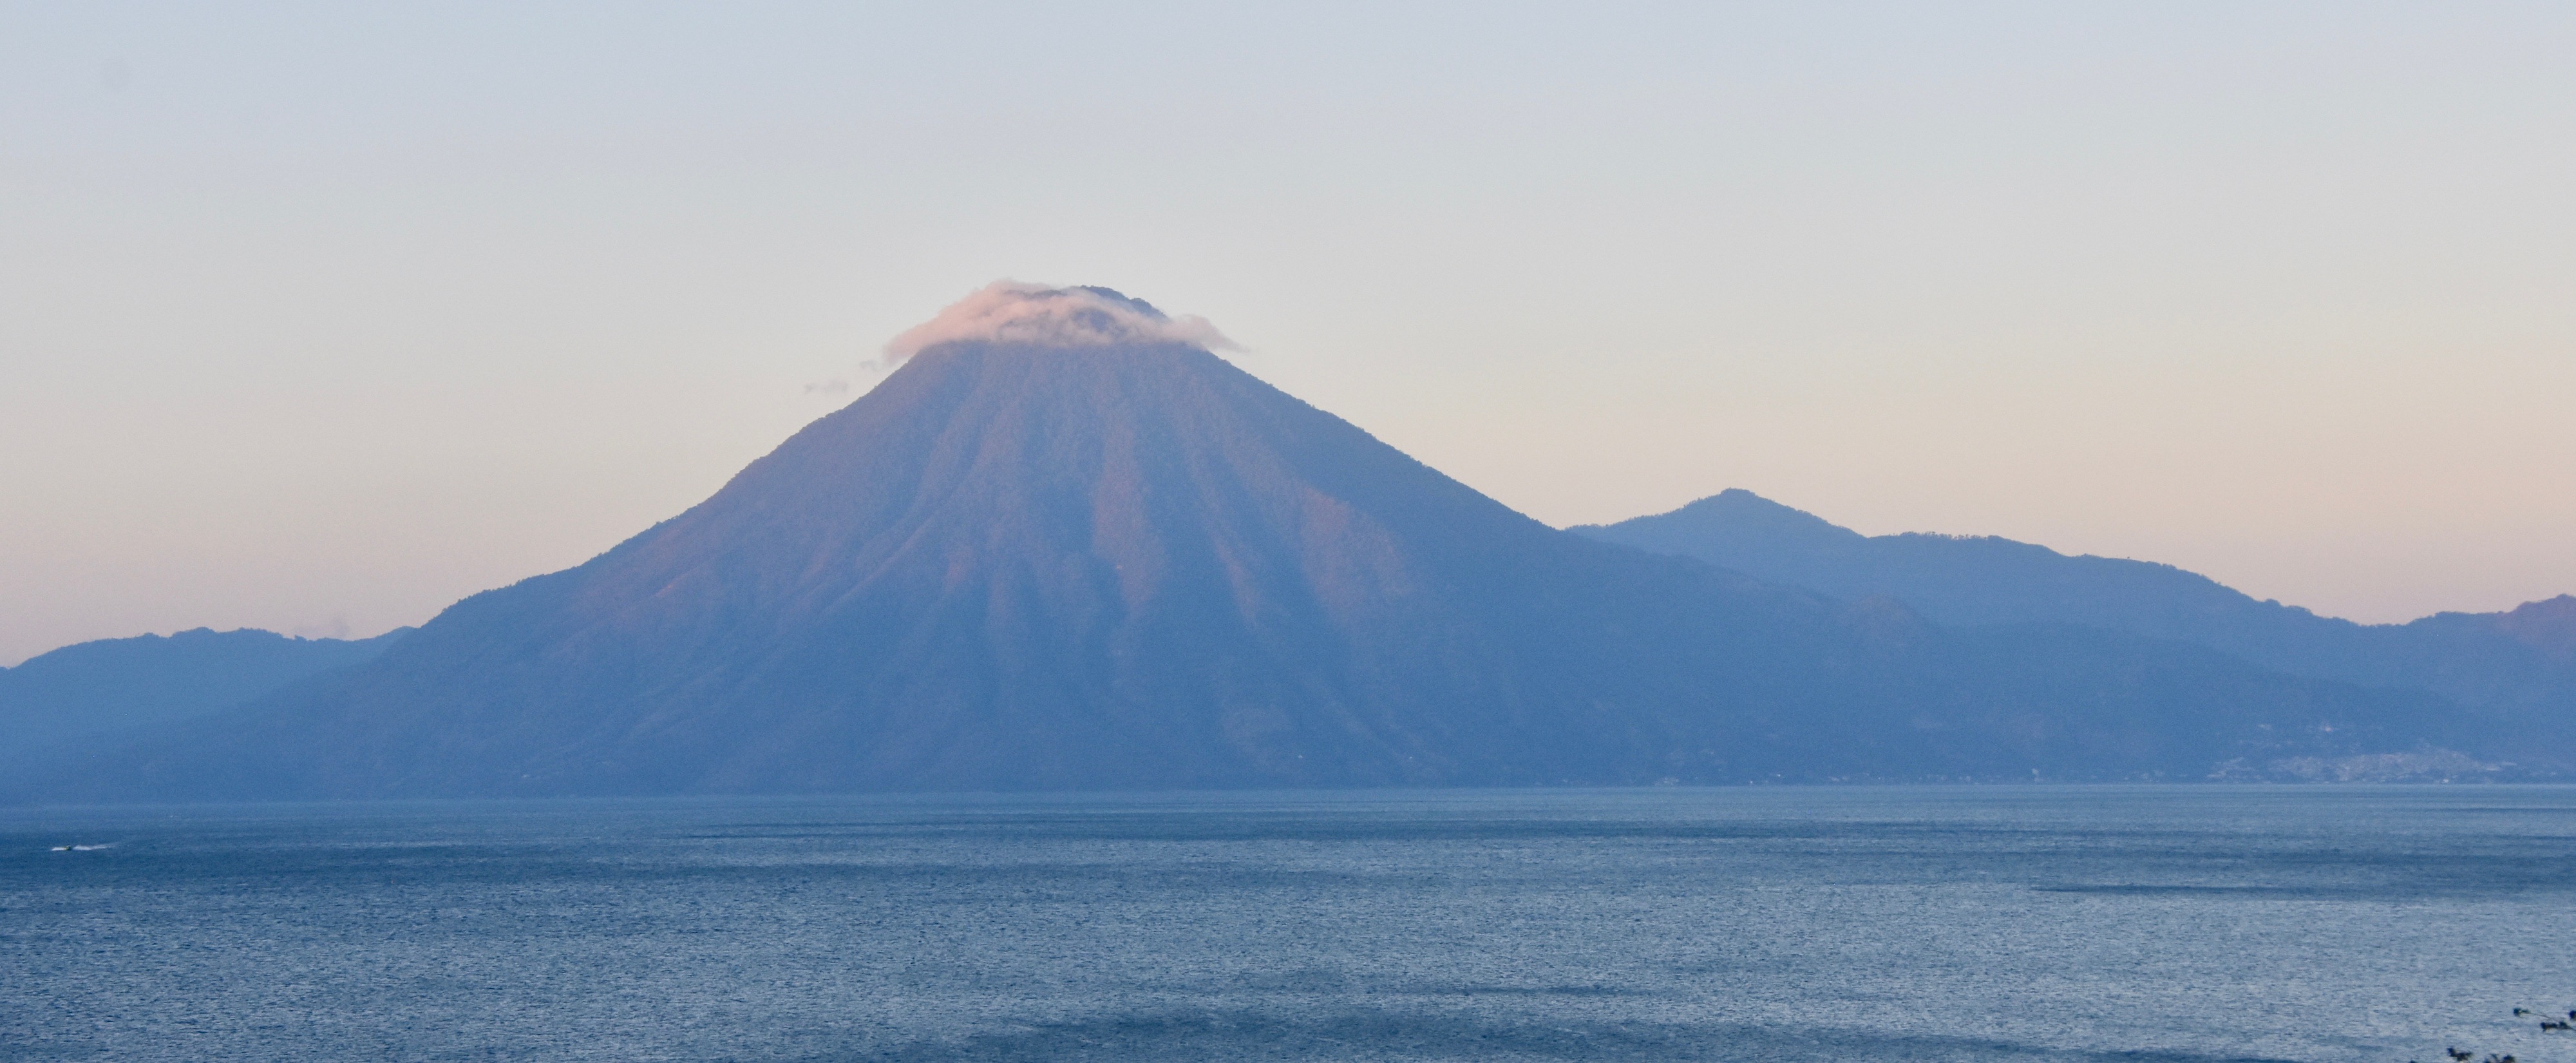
top-left (6, 787), bottom-right (2575, 1062)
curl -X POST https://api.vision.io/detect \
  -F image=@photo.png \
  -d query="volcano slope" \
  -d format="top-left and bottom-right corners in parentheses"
top-left (25, 340), bottom-right (2479, 801)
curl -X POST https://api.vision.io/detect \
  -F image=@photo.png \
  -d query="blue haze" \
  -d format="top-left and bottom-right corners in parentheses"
top-left (7, 787), bottom-right (2576, 1061)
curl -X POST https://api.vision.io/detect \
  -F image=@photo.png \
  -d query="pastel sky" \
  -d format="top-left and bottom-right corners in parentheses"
top-left (5, 2), bottom-right (2573, 665)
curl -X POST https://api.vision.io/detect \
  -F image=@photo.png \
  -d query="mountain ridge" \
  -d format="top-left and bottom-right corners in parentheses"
top-left (14, 343), bottom-right (2519, 802)
top-left (0, 626), bottom-right (410, 763)
top-left (1573, 490), bottom-right (2576, 735)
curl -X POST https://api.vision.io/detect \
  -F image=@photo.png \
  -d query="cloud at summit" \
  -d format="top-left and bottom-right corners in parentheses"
top-left (884, 282), bottom-right (1237, 361)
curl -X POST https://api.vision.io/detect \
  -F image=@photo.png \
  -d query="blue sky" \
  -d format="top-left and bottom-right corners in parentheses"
top-left (5, 2), bottom-right (2573, 662)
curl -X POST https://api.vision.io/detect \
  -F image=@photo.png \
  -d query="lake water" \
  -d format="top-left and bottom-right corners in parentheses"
top-left (5, 787), bottom-right (2575, 1062)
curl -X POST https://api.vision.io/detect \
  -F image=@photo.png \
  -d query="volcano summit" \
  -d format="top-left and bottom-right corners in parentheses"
top-left (22, 286), bottom-right (2488, 801)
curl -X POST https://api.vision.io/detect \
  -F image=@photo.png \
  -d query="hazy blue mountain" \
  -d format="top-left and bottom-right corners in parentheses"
top-left (1, 627), bottom-right (408, 758)
top-left (1573, 490), bottom-right (2576, 730)
top-left (15, 342), bottom-right (2505, 802)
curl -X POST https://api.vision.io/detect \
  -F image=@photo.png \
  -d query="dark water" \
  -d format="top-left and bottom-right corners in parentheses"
top-left (6, 787), bottom-right (2575, 1062)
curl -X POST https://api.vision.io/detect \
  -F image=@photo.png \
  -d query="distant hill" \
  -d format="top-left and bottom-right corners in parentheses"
top-left (2487, 595), bottom-right (2576, 659)
top-left (1, 627), bottom-right (409, 758)
top-left (1573, 489), bottom-right (2576, 734)
top-left (14, 324), bottom-right (2503, 803)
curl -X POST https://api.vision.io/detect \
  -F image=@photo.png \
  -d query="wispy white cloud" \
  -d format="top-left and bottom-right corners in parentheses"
top-left (884, 281), bottom-right (1235, 361)
top-left (291, 615), bottom-right (352, 640)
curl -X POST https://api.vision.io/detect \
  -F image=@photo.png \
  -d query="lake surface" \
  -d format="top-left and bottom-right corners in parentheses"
top-left (5, 787), bottom-right (2575, 1062)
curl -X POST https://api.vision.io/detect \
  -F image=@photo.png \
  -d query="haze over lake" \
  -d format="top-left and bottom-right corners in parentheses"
top-left (8, 6), bottom-right (2573, 1061)
top-left (10, 787), bottom-right (2576, 1062)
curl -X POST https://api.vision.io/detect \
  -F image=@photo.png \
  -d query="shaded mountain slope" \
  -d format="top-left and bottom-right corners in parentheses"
top-left (1573, 490), bottom-right (2576, 733)
top-left (0, 627), bottom-right (408, 756)
top-left (22, 344), bottom-right (2502, 801)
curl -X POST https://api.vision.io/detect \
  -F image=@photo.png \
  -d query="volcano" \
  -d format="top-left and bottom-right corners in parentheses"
top-left (25, 289), bottom-right (2486, 801)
